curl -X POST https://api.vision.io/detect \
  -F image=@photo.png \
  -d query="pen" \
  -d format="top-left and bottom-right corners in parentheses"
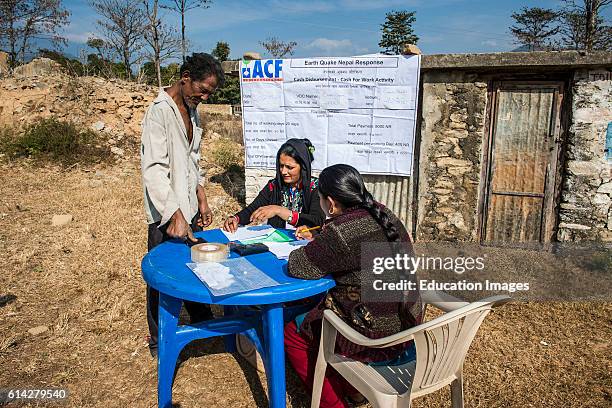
top-left (299, 225), bottom-right (321, 233)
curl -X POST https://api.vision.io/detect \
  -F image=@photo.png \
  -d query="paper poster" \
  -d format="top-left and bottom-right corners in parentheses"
top-left (240, 54), bottom-right (420, 176)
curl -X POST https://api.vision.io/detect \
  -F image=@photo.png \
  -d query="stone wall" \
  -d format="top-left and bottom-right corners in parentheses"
top-left (13, 57), bottom-right (64, 77)
top-left (557, 68), bottom-right (612, 242)
top-left (416, 71), bottom-right (488, 241)
top-left (233, 51), bottom-right (612, 243)
top-left (0, 73), bottom-right (156, 139)
top-left (243, 67), bottom-right (611, 243)
top-left (245, 168), bottom-right (277, 203)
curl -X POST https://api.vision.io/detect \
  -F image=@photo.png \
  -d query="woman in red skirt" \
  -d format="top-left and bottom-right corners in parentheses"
top-left (285, 164), bottom-right (423, 408)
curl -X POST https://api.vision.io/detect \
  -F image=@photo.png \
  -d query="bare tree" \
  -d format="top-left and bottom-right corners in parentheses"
top-left (161, 0), bottom-right (212, 63)
top-left (143, 0), bottom-right (181, 87)
top-left (561, 0), bottom-right (611, 51)
top-left (259, 37), bottom-right (298, 58)
top-left (90, 0), bottom-right (146, 79)
top-left (510, 7), bottom-right (560, 51)
top-left (0, 0), bottom-right (70, 67)
top-left (558, 10), bottom-right (611, 50)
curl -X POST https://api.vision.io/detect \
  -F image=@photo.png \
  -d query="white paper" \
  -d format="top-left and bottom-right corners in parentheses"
top-left (240, 54), bottom-right (421, 176)
top-left (378, 86), bottom-right (414, 109)
top-left (191, 262), bottom-right (235, 289)
top-left (265, 240), bottom-right (309, 259)
top-left (222, 225), bottom-right (275, 242)
top-left (187, 257), bottom-right (281, 296)
top-left (319, 93), bottom-right (349, 110)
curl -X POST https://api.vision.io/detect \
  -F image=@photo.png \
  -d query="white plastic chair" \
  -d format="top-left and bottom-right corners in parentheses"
top-left (311, 293), bottom-right (511, 408)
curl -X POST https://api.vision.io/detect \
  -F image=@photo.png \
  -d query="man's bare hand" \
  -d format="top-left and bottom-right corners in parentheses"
top-left (197, 205), bottom-right (213, 228)
top-left (196, 185), bottom-right (213, 228)
top-left (166, 209), bottom-right (191, 239)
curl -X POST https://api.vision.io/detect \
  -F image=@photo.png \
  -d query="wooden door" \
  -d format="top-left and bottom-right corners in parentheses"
top-left (481, 82), bottom-right (563, 244)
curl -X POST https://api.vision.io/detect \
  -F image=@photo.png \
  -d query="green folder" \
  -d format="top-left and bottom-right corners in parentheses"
top-left (240, 229), bottom-right (293, 244)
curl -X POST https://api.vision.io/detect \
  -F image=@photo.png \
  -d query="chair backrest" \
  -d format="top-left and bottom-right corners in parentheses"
top-left (410, 295), bottom-right (508, 397)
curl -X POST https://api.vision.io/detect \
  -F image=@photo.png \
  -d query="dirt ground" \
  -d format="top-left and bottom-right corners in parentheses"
top-left (0, 153), bottom-right (611, 408)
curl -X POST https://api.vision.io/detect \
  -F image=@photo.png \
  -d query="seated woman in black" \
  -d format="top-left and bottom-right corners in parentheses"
top-left (223, 138), bottom-right (324, 232)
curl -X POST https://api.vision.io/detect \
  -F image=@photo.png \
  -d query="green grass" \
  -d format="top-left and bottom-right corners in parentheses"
top-left (0, 117), bottom-right (111, 165)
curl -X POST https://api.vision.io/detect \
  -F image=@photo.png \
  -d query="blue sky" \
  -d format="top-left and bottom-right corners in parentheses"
top-left (57, 0), bottom-right (608, 61)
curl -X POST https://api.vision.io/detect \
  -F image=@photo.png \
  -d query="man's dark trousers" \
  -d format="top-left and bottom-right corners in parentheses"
top-left (146, 214), bottom-right (213, 353)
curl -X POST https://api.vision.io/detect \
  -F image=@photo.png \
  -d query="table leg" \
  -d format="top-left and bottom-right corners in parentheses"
top-left (263, 303), bottom-right (286, 408)
top-left (223, 305), bottom-right (237, 352)
top-left (158, 293), bottom-right (182, 408)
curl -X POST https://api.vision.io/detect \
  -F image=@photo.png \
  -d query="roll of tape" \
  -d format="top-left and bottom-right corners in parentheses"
top-left (191, 243), bottom-right (229, 263)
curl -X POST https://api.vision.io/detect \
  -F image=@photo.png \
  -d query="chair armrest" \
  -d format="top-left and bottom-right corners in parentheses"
top-left (322, 309), bottom-right (418, 348)
top-left (322, 295), bottom-right (511, 349)
top-left (421, 290), bottom-right (469, 312)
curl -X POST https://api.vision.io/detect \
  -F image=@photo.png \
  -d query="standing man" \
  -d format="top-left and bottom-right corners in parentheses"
top-left (141, 53), bottom-right (225, 356)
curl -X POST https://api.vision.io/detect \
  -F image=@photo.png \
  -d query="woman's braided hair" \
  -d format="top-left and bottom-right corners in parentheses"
top-left (318, 164), bottom-right (399, 242)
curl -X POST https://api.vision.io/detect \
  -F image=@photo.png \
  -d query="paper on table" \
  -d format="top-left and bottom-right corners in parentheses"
top-left (190, 262), bottom-right (235, 289)
top-left (187, 257), bottom-right (280, 296)
top-left (240, 229), bottom-right (293, 245)
top-left (222, 225), bottom-right (275, 242)
top-left (265, 240), bottom-right (309, 260)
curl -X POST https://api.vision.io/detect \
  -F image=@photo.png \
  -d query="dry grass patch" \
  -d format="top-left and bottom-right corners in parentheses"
top-left (0, 157), bottom-right (610, 408)
top-left (202, 113), bottom-right (243, 144)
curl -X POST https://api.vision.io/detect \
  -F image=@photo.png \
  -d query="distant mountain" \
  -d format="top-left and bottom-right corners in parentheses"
top-left (511, 45), bottom-right (553, 52)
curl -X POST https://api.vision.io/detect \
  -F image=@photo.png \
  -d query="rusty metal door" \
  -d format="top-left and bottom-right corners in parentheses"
top-left (481, 82), bottom-right (563, 244)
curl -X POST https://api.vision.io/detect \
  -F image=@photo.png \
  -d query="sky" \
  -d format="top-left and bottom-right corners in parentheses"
top-left (54, 0), bottom-right (610, 61)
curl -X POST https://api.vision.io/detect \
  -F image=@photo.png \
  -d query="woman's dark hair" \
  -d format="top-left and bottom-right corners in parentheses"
top-left (318, 164), bottom-right (399, 242)
top-left (180, 52), bottom-right (225, 88)
top-left (274, 138), bottom-right (315, 211)
top-left (278, 138), bottom-right (315, 164)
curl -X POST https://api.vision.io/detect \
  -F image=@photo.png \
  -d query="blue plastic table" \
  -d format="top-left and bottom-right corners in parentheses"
top-left (141, 229), bottom-right (335, 408)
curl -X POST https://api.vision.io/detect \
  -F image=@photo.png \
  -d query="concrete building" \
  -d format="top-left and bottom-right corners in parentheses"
top-left (224, 51), bottom-right (612, 244)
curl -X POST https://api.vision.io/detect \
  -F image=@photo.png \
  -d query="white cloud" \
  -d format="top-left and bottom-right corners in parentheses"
top-left (64, 31), bottom-right (96, 44)
top-left (338, 0), bottom-right (421, 10)
top-left (269, 0), bottom-right (334, 13)
top-left (306, 38), bottom-right (353, 51)
top-left (481, 39), bottom-right (498, 47)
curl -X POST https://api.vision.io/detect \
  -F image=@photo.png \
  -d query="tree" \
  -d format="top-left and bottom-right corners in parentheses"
top-left (86, 52), bottom-right (128, 78)
top-left (510, 7), bottom-right (560, 51)
top-left (37, 48), bottom-right (84, 75)
top-left (378, 10), bottom-right (418, 55)
top-left (0, 0), bottom-right (70, 67)
top-left (85, 37), bottom-right (121, 77)
top-left (561, 0), bottom-right (611, 51)
top-left (211, 41), bottom-right (230, 61)
top-left (143, 0), bottom-right (181, 87)
top-left (208, 75), bottom-right (239, 105)
top-left (259, 37), bottom-right (297, 58)
top-left (87, 37), bottom-right (106, 57)
top-left (161, 0), bottom-right (212, 63)
top-left (90, 0), bottom-right (147, 80)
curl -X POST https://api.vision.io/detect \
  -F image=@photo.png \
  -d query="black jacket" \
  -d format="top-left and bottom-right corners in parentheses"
top-left (235, 179), bottom-right (325, 228)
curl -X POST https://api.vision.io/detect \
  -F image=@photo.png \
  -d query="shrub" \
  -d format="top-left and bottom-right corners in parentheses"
top-left (210, 138), bottom-right (242, 171)
top-left (0, 118), bottom-right (110, 164)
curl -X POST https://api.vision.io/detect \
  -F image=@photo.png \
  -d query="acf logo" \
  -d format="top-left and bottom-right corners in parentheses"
top-left (242, 59), bottom-right (283, 82)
